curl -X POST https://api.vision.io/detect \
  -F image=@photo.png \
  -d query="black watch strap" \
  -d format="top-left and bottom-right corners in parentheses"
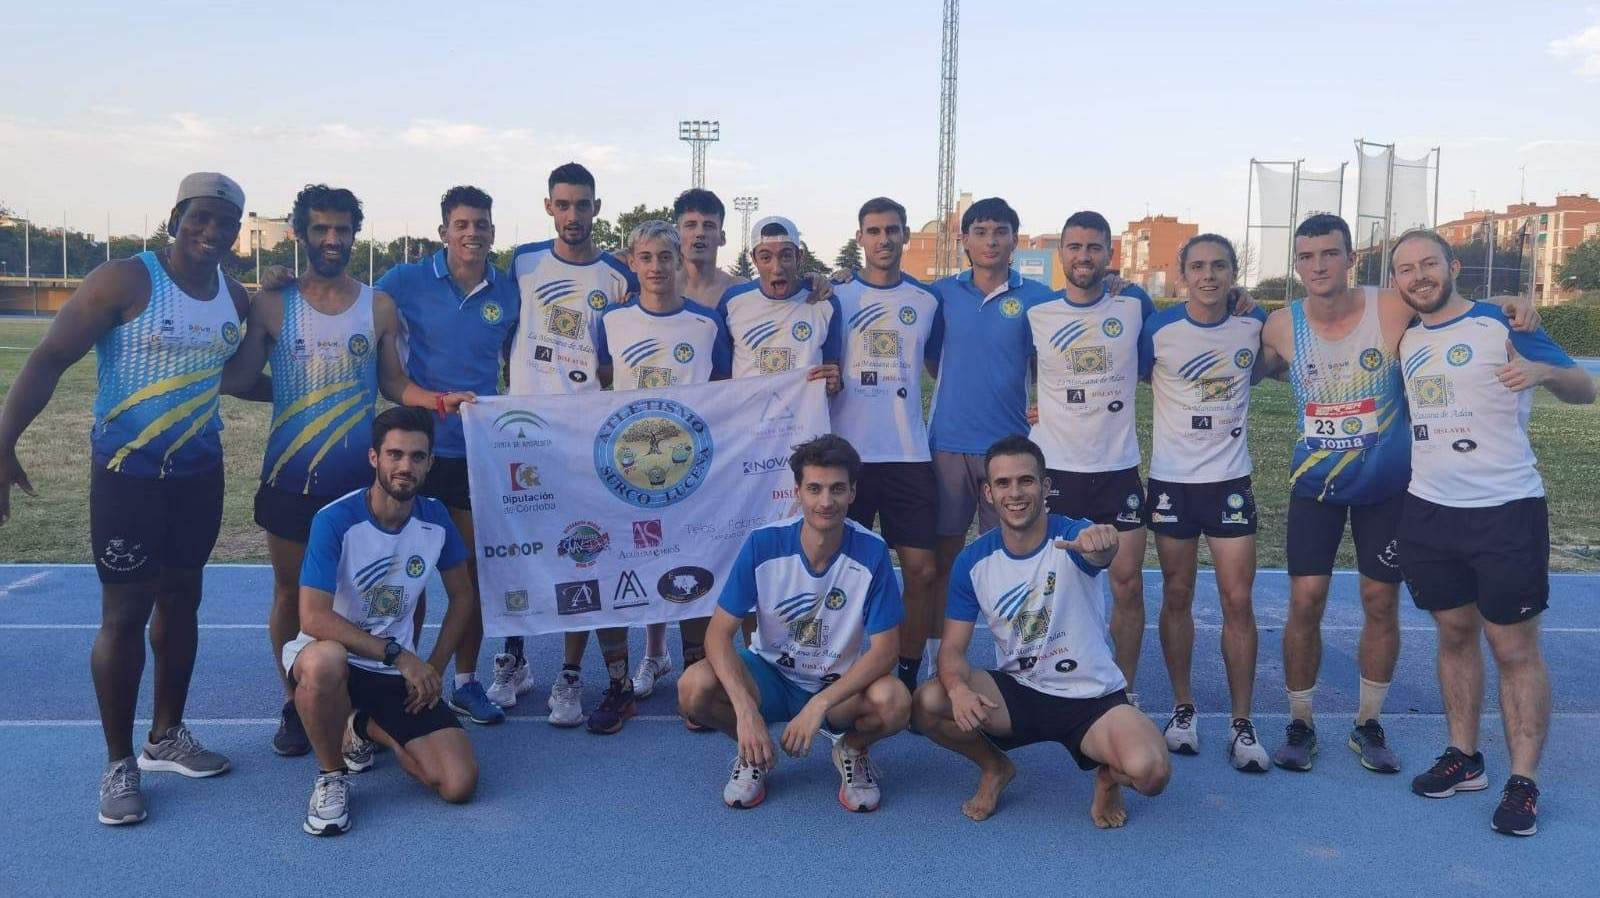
top-left (382, 638), bottom-right (402, 667)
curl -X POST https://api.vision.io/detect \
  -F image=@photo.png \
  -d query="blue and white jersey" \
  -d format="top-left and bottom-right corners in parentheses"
top-left (91, 251), bottom-right (242, 479)
top-left (716, 282), bottom-right (842, 380)
top-left (377, 250), bottom-right (520, 459)
top-left (1399, 303), bottom-right (1576, 508)
top-left (297, 490), bottom-right (468, 674)
top-left (261, 285), bottom-right (379, 496)
top-left (1027, 286), bottom-right (1156, 473)
top-left (927, 269), bottom-right (1056, 455)
top-left (1289, 287), bottom-right (1410, 504)
top-left (595, 300), bottom-right (730, 389)
top-left (718, 517), bottom-right (904, 693)
top-left (947, 515), bottom-right (1125, 700)
top-left (1139, 304), bottom-right (1267, 483)
top-left (830, 274), bottom-right (943, 463)
top-left (507, 240), bottom-right (637, 395)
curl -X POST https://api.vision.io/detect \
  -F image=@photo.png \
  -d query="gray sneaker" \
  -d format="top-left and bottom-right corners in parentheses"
top-left (138, 724), bottom-right (231, 778)
top-left (98, 757), bottom-right (147, 825)
top-left (303, 771), bottom-right (351, 836)
top-left (1273, 719), bottom-right (1318, 772)
top-left (1348, 719), bottom-right (1401, 773)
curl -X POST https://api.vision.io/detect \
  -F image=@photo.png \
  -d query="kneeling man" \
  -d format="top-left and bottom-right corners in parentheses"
top-left (914, 435), bottom-right (1169, 827)
top-left (285, 406), bottom-right (480, 835)
top-left (679, 434), bottom-right (910, 811)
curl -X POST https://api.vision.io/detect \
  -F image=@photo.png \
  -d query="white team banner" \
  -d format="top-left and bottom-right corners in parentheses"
top-left (462, 370), bottom-right (830, 636)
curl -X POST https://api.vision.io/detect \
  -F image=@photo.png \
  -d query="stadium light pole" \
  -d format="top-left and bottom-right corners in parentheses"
top-left (679, 120), bottom-right (720, 189)
top-left (733, 196), bottom-right (759, 258)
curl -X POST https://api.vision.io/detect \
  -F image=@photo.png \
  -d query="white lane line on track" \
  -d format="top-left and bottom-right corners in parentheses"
top-left (0, 571), bottom-right (51, 597)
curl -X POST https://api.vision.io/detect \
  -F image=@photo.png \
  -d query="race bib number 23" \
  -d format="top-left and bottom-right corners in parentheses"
top-left (1303, 398), bottom-right (1379, 452)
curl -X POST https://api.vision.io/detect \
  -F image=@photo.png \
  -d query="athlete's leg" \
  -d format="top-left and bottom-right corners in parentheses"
top-left (1483, 616), bottom-right (1549, 780)
top-left (897, 545), bottom-right (937, 667)
top-left (586, 626), bottom-right (636, 734)
top-left (564, 631), bottom-right (590, 666)
top-left (677, 658), bottom-right (738, 734)
top-left (1282, 575), bottom-right (1330, 708)
top-left (1154, 534), bottom-right (1199, 708)
top-left (1078, 705), bottom-right (1170, 829)
top-left (1108, 527), bottom-right (1147, 690)
top-left (913, 672), bottom-right (1016, 821)
top-left (446, 506), bottom-right (482, 679)
top-left (368, 724), bottom-right (478, 803)
top-left (1357, 574), bottom-right (1401, 692)
top-left (1208, 534), bottom-right (1259, 719)
top-left (679, 617), bottom-right (709, 667)
top-left (92, 581), bottom-right (159, 760)
top-left (1432, 604), bottom-right (1484, 754)
top-left (291, 641), bottom-right (354, 774)
top-left (827, 676), bottom-right (911, 747)
top-left (147, 566), bottom-right (205, 740)
top-left (266, 535), bottom-right (307, 697)
top-left (645, 622), bottom-right (670, 660)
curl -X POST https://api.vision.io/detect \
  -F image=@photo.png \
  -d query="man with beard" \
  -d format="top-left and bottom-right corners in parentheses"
top-left (1026, 211), bottom-right (1156, 703)
top-left (1256, 214), bottom-right (1539, 774)
top-left (1388, 230), bottom-right (1591, 837)
top-left (913, 435), bottom-right (1169, 827)
top-left (0, 173), bottom-right (252, 824)
top-left (494, 163), bottom-right (639, 727)
top-left (222, 184), bottom-right (475, 756)
top-left (289, 407), bottom-right (481, 836)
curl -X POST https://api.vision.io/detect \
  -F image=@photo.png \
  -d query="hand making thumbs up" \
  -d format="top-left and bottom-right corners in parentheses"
top-left (1053, 522), bottom-right (1120, 565)
top-left (1497, 338), bottom-right (1546, 393)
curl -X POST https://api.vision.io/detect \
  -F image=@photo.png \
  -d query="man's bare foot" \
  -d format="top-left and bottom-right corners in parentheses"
top-left (961, 756), bottom-right (1016, 822)
top-left (1090, 765), bottom-right (1127, 829)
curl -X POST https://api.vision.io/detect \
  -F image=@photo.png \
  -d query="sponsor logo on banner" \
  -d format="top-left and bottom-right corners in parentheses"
top-left (503, 590), bottom-right (529, 614)
top-left (490, 410), bottom-right (554, 449)
top-left (557, 521), bottom-right (611, 567)
top-left (509, 462), bottom-right (542, 490)
top-left (594, 398), bottom-right (714, 508)
top-left (482, 541), bottom-right (545, 559)
top-left (658, 566), bottom-right (715, 603)
top-left (632, 519), bottom-right (663, 548)
top-left (612, 570), bottom-right (649, 609)
top-left (743, 455), bottom-right (787, 476)
top-left (555, 580), bottom-right (601, 615)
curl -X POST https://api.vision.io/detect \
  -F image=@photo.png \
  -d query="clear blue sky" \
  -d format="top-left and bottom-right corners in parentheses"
top-left (2, 0), bottom-right (1597, 263)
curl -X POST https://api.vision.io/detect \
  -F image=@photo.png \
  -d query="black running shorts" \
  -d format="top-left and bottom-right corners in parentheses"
top-left (984, 672), bottom-right (1128, 771)
top-left (848, 461), bottom-right (938, 550)
top-left (1044, 466), bottom-right (1147, 532)
top-left (90, 464), bottom-right (224, 584)
top-left (1285, 492), bottom-right (1404, 582)
top-left (420, 455), bottom-right (472, 511)
top-left (345, 663), bottom-right (462, 747)
top-left (254, 483), bottom-right (341, 544)
top-left (1146, 476), bottom-right (1258, 540)
top-left (1399, 495), bottom-right (1549, 626)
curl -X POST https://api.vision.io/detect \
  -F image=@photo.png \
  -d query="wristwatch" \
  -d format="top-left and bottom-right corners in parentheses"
top-left (382, 638), bottom-right (402, 667)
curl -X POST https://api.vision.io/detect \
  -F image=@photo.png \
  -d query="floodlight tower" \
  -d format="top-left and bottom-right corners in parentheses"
top-left (934, 0), bottom-right (960, 276)
top-left (679, 120), bottom-right (721, 189)
top-left (733, 196), bottom-right (759, 256)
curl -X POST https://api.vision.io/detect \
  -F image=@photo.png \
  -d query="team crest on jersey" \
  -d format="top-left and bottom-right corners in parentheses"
top-left (1015, 609), bottom-right (1051, 644)
top-left (221, 321), bottom-right (241, 345)
top-left (548, 306), bottom-right (583, 340)
top-left (587, 290), bottom-right (608, 311)
top-left (1226, 493), bottom-right (1245, 511)
top-left (364, 584), bottom-right (404, 619)
top-left (791, 321), bottom-right (814, 341)
top-left (1101, 318), bottom-right (1124, 338)
top-left (347, 333), bottom-right (371, 357)
top-left (1199, 377), bottom-right (1237, 402)
top-left (1446, 343), bottom-right (1473, 366)
top-left (1069, 345), bottom-right (1108, 374)
top-left (867, 329), bottom-right (902, 359)
top-left (1413, 374), bottom-right (1455, 408)
top-left (481, 301), bottom-right (504, 324)
top-left (898, 305), bottom-right (918, 325)
top-left (824, 587), bottom-right (847, 610)
top-left (405, 555), bottom-right (426, 578)
top-left (1234, 348), bottom-right (1254, 369)
top-left (593, 398), bottom-right (713, 508)
top-left (673, 342), bottom-right (696, 364)
top-left (758, 347), bottom-right (795, 373)
top-left (999, 297), bottom-right (1022, 318)
top-left (789, 618), bottom-right (826, 647)
top-left (1358, 347), bottom-right (1383, 371)
top-left (637, 366), bottom-right (674, 389)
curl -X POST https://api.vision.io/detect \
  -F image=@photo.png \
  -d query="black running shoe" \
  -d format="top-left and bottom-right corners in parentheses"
top-left (1410, 747), bottom-right (1487, 798)
top-left (1491, 776), bottom-right (1539, 837)
top-left (1273, 719), bottom-right (1317, 771)
top-left (585, 680), bottom-right (636, 735)
top-left (1348, 719), bottom-right (1400, 773)
top-left (273, 700), bottom-right (311, 757)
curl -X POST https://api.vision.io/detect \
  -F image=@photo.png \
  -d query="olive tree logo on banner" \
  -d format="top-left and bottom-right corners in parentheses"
top-left (594, 398), bottom-right (714, 508)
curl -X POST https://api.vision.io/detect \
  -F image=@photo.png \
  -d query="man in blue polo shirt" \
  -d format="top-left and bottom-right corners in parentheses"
top-left (373, 186), bottom-right (520, 725)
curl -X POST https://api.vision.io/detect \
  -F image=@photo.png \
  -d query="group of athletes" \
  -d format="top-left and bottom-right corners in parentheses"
top-left (0, 163), bottom-right (1590, 839)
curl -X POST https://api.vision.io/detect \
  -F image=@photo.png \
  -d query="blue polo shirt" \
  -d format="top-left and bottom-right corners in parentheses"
top-left (926, 268), bottom-right (1056, 454)
top-left (376, 250), bottom-right (521, 458)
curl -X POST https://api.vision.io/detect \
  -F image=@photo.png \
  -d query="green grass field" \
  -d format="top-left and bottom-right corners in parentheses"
top-left (3, 315), bottom-right (1598, 569)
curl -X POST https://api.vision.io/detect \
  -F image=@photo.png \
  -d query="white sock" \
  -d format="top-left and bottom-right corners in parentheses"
top-left (1287, 686), bottom-right (1315, 724)
top-left (924, 638), bottom-right (941, 672)
top-left (454, 673), bottom-right (474, 688)
top-left (1356, 677), bottom-right (1390, 724)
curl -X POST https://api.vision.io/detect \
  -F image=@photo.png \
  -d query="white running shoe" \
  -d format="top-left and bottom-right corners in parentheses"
top-left (1228, 718), bottom-right (1271, 773)
top-left (832, 740), bottom-right (881, 812)
top-left (723, 754), bottom-right (768, 809)
top-left (486, 653), bottom-right (531, 708)
top-left (548, 670), bottom-right (583, 727)
top-left (303, 771), bottom-right (351, 836)
top-left (631, 655), bottom-right (674, 699)
top-left (343, 712), bottom-right (375, 773)
top-left (1164, 704), bottom-right (1199, 755)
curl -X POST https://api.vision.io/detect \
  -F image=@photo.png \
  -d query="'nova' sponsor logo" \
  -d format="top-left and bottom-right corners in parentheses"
top-left (742, 455), bottom-right (787, 476)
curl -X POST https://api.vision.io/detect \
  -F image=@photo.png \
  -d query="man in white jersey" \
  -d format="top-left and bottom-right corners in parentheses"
top-left (913, 436), bottom-right (1169, 827)
top-left (221, 185), bottom-right (474, 757)
top-left (716, 216), bottom-right (842, 393)
top-left (1, 173), bottom-right (251, 825)
top-left (1137, 234), bottom-right (1270, 772)
top-left (1256, 214), bottom-right (1539, 774)
top-left (574, 220), bottom-right (731, 734)
top-left (1387, 230), bottom-right (1592, 837)
top-left (831, 197), bottom-right (943, 697)
top-left (1027, 211), bottom-right (1156, 698)
top-left (491, 162), bottom-right (639, 726)
top-left (289, 407), bottom-right (480, 836)
top-left (678, 435), bottom-right (910, 812)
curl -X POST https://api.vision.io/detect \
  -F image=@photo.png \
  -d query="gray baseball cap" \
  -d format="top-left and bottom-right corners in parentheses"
top-left (750, 215), bottom-right (800, 249)
top-left (174, 172), bottom-right (245, 211)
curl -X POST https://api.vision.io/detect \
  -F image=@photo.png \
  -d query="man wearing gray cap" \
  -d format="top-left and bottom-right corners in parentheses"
top-left (0, 172), bottom-right (257, 825)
